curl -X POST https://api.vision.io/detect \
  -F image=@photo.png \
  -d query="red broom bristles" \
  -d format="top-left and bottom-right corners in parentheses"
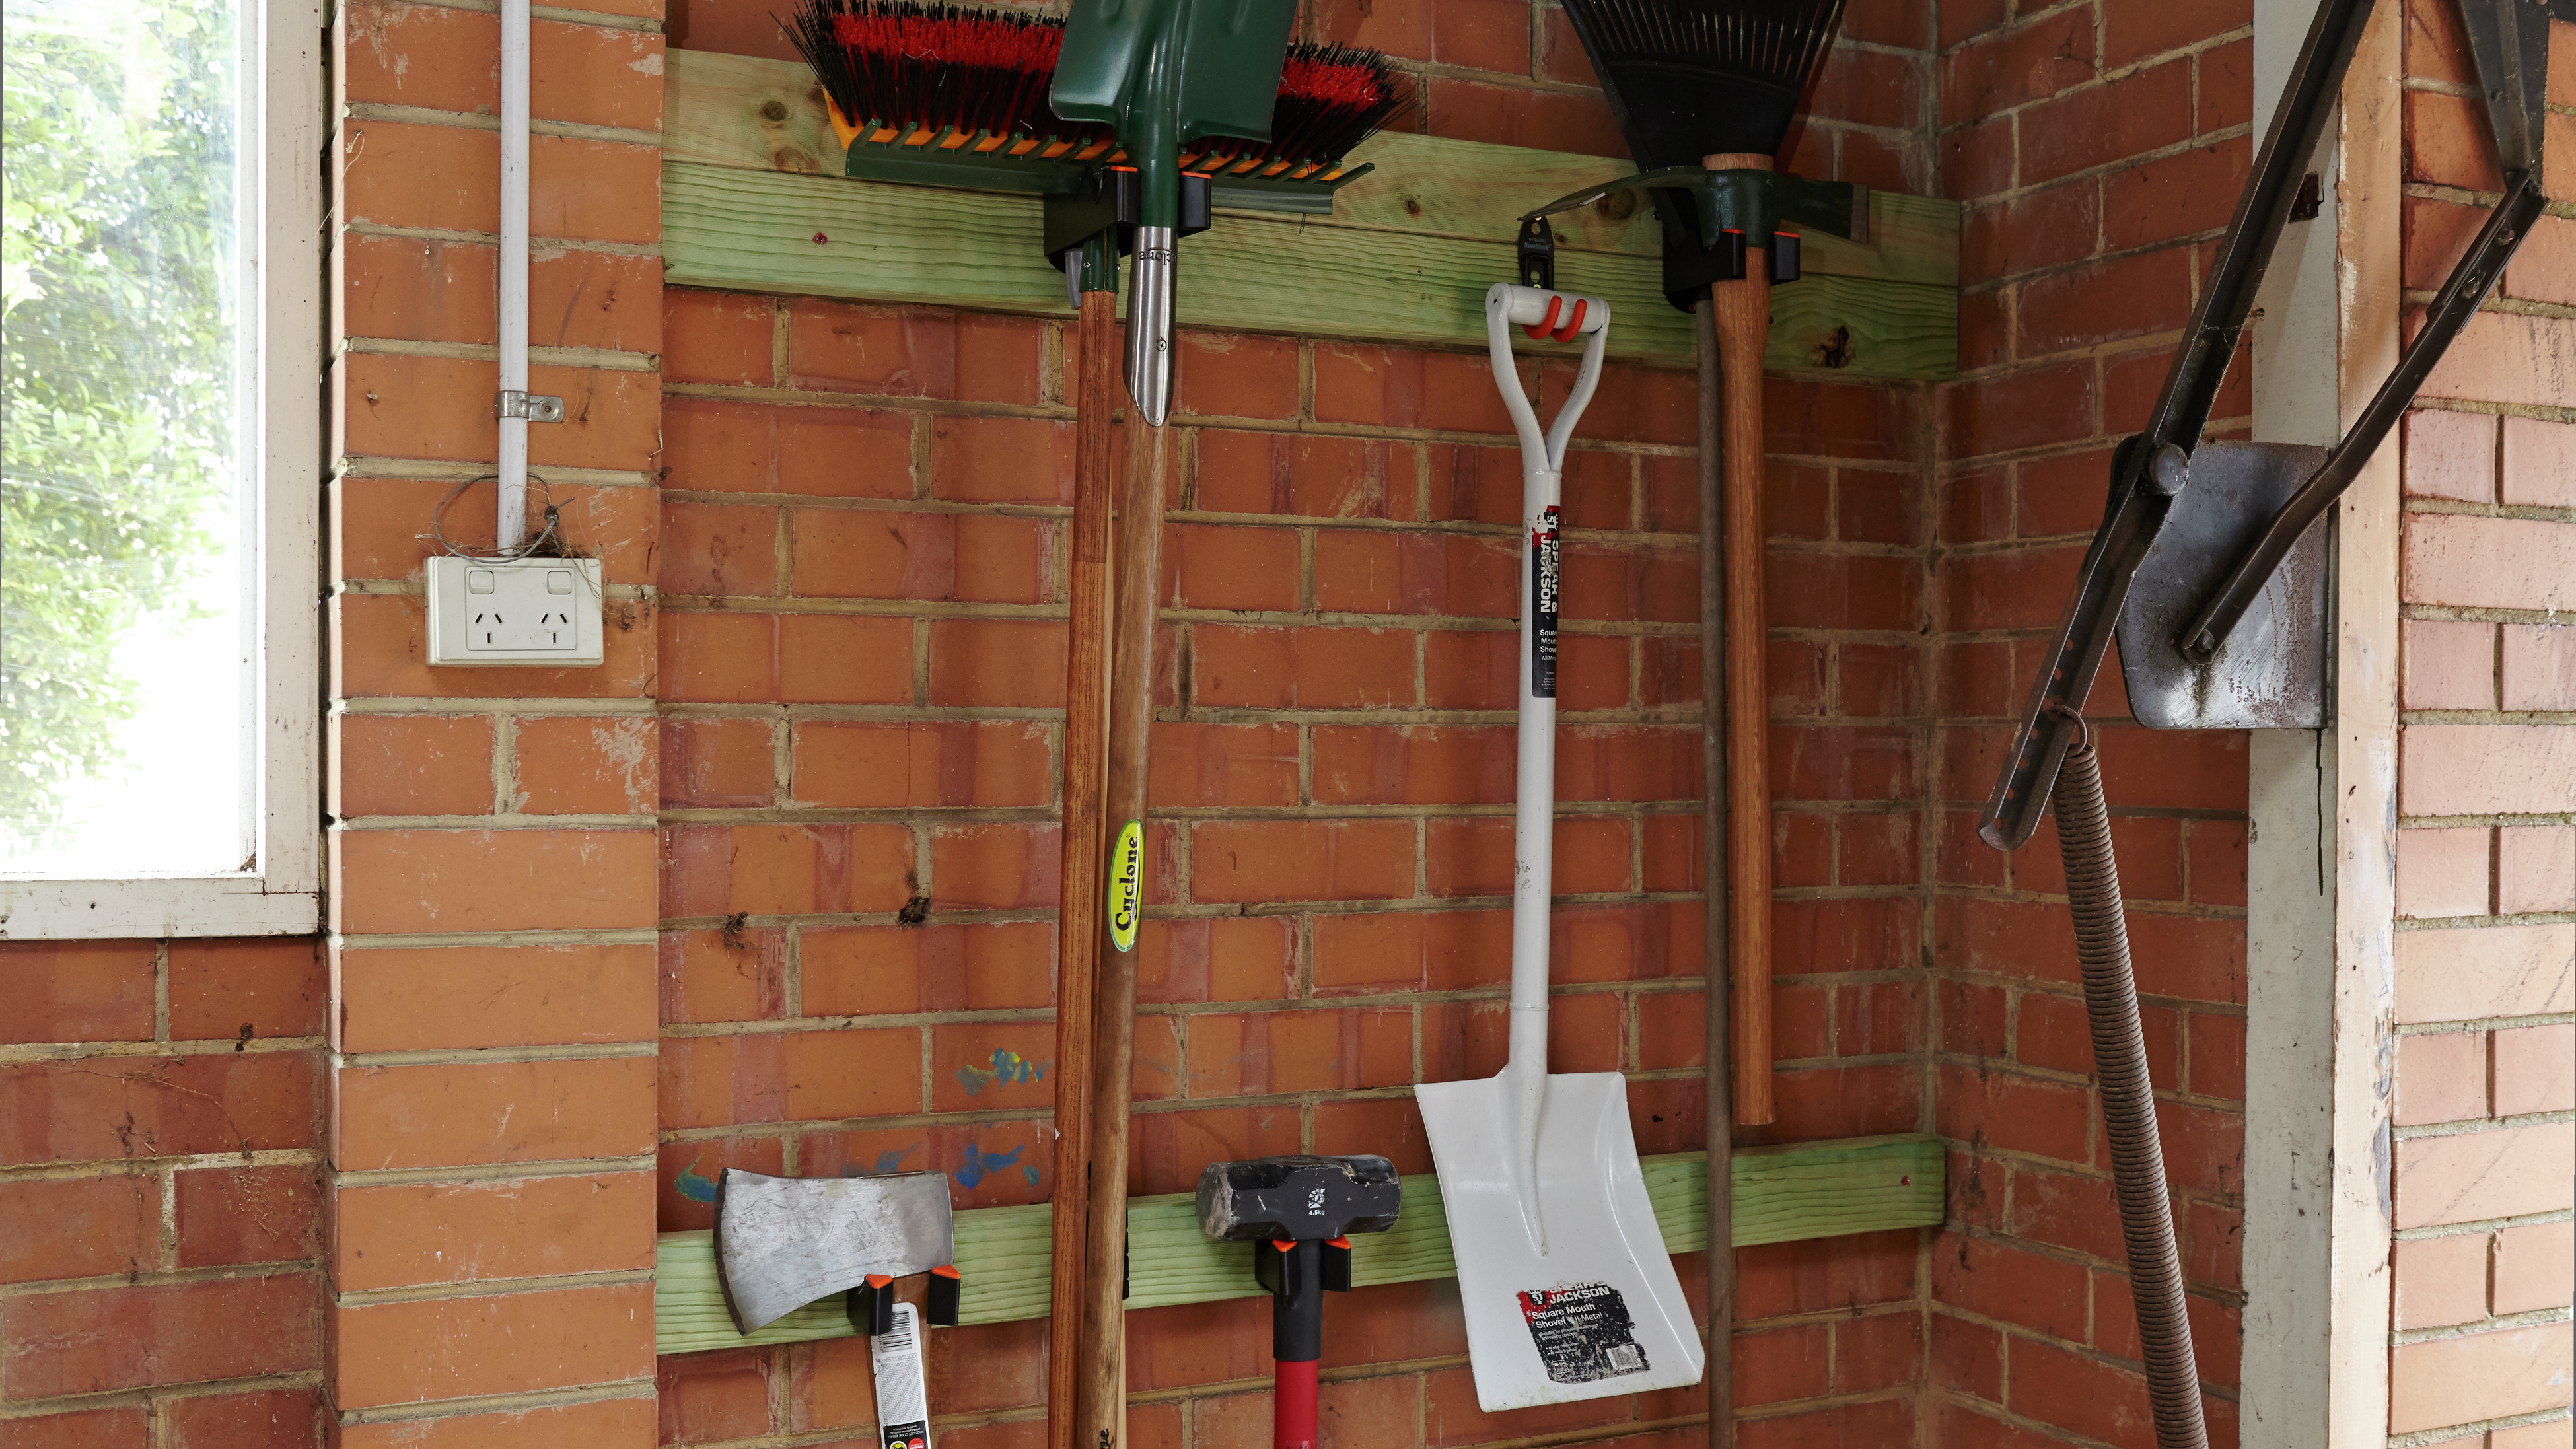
top-left (784, 0), bottom-right (1413, 170)
top-left (789, 1), bottom-right (1104, 146)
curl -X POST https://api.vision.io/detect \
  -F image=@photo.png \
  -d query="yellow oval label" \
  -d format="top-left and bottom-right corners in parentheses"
top-left (1106, 820), bottom-right (1144, 953)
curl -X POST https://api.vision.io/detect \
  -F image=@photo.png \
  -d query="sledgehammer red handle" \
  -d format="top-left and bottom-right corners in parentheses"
top-left (1195, 1158), bottom-right (1402, 1449)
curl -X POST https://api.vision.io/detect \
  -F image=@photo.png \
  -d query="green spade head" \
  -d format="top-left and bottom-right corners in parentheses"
top-left (1048, 0), bottom-right (1297, 227)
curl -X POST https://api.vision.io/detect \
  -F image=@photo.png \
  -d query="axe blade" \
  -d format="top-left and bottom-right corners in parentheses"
top-left (713, 1169), bottom-right (956, 1334)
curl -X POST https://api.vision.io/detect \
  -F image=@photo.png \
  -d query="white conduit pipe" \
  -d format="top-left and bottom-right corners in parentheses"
top-left (497, 0), bottom-right (531, 549)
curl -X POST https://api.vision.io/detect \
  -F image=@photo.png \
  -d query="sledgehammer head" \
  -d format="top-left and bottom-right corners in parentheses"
top-left (1196, 1154), bottom-right (1401, 1243)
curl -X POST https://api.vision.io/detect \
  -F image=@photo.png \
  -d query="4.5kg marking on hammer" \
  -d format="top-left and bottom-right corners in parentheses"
top-left (1106, 820), bottom-right (1143, 952)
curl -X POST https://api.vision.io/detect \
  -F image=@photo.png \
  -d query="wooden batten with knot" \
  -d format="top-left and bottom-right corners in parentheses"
top-left (659, 50), bottom-right (1960, 379)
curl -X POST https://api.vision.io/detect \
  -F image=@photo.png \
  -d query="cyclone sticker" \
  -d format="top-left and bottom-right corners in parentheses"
top-left (1515, 1281), bottom-right (1649, 1384)
top-left (1106, 818), bottom-right (1143, 952)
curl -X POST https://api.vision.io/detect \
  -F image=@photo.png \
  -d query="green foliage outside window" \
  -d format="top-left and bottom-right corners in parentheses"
top-left (1, 2), bottom-right (239, 849)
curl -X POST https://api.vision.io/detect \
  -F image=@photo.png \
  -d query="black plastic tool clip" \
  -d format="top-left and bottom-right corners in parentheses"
top-left (1044, 166), bottom-right (1214, 281)
top-left (848, 1273), bottom-right (898, 1335)
top-left (848, 1264), bottom-right (962, 1334)
top-left (1252, 1235), bottom-right (1357, 1361)
top-left (1511, 166), bottom-right (1859, 312)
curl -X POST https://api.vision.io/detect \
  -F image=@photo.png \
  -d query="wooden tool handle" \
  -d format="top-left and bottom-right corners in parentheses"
top-left (1706, 151), bottom-right (1776, 1127)
top-left (1046, 291), bottom-right (1118, 1449)
top-left (1074, 404), bottom-right (1170, 1449)
top-left (1694, 300), bottom-right (1736, 1448)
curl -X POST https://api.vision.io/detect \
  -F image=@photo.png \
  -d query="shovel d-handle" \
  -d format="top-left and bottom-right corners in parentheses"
top-left (1484, 283), bottom-right (1610, 1065)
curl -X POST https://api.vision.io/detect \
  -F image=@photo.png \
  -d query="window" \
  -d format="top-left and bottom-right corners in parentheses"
top-left (1, 0), bottom-right (320, 937)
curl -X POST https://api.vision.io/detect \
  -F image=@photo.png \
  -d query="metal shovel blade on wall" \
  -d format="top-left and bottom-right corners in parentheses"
top-left (1981, 5), bottom-right (2554, 1449)
top-left (1415, 285), bottom-right (1705, 1414)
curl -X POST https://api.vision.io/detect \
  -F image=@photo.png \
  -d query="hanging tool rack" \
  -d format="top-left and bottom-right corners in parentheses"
top-left (661, 51), bottom-right (1963, 375)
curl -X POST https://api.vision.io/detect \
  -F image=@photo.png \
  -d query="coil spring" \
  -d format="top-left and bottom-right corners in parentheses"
top-left (2050, 719), bottom-right (2209, 1449)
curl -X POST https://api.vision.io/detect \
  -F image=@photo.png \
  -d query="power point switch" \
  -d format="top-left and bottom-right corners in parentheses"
top-left (427, 556), bottom-right (605, 667)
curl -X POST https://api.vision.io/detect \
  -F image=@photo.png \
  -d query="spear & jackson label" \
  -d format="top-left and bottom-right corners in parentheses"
top-left (1532, 505), bottom-right (1559, 698)
top-left (1516, 1281), bottom-right (1649, 1385)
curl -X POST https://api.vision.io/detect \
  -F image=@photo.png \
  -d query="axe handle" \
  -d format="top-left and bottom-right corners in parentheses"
top-left (1046, 285), bottom-right (1118, 1449)
top-left (1075, 402), bottom-right (1170, 1449)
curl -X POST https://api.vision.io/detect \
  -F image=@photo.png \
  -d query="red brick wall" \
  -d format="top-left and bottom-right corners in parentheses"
top-left (653, 1), bottom-right (1944, 1445)
top-left (1927, 1), bottom-right (2259, 1446)
top-left (322, 0), bottom-right (670, 1442)
top-left (644, 308), bottom-right (1933, 1449)
top-left (0, 939), bottom-right (327, 1446)
top-left (2383, 3), bottom-right (2576, 1441)
top-left (19, 0), bottom-right (2446, 1442)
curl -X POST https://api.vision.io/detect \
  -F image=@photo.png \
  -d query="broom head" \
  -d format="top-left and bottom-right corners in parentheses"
top-left (1227, 42), bottom-right (1412, 174)
top-left (785, 0), bottom-right (1409, 176)
top-left (785, 1), bottom-right (1108, 151)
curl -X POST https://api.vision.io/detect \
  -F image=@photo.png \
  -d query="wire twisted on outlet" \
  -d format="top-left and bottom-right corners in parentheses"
top-left (432, 472), bottom-right (573, 562)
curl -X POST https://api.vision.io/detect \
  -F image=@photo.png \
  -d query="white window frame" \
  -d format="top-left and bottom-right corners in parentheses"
top-left (0, 0), bottom-right (324, 940)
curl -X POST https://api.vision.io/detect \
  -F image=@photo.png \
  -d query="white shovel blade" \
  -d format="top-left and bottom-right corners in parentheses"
top-left (1417, 1070), bottom-right (1703, 1411)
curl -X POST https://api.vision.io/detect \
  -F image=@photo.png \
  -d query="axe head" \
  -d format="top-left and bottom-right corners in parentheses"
top-left (714, 1169), bottom-right (954, 1334)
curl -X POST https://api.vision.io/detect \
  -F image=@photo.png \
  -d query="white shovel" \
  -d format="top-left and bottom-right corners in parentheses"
top-left (1416, 283), bottom-right (1705, 1413)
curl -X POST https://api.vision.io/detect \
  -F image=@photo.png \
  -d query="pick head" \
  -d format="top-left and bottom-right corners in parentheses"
top-left (1195, 1154), bottom-right (1401, 1244)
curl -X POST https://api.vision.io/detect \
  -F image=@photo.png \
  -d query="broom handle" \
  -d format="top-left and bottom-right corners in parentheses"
top-left (1048, 282), bottom-right (1118, 1449)
top-left (1705, 151), bottom-right (1775, 1128)
top-left (1077, 404), bottom-right (1171, 1449)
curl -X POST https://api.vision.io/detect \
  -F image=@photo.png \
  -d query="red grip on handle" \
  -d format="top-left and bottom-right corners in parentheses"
top-left (1524, 295), bottom-right (1562, 340)
top-left (1273, 1357), bottom-right (1320, 1449)
top-left (1552, 298), bottom-right (1587, 341)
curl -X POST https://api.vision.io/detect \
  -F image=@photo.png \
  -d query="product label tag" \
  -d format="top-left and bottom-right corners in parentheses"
top-left (1106, 819), bottom-right (1143, 952)
top-left (871, 1301), bottom-right (929, 1446)
top-left (1515, 1281), bottom-right (1648, 1385)
top-left (1532, 506), bottom-right (1559, 699)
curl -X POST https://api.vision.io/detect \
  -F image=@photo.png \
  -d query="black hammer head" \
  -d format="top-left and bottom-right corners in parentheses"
top-left (1195, 1154), bottom-right (1401, 1243)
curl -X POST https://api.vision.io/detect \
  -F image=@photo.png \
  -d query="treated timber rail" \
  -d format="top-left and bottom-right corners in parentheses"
top-left (660, 51), bottom-right (1959, 380)
top-left (655, 1135), bottom-right (1945, 1355)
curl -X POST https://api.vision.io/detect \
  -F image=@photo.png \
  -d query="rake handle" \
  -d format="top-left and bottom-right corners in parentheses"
top-left (1705, 151), bottom-right (1775, 1129)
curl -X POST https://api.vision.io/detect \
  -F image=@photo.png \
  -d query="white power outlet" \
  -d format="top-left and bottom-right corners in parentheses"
top-left (425, 556), bottom-right (604, 667)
